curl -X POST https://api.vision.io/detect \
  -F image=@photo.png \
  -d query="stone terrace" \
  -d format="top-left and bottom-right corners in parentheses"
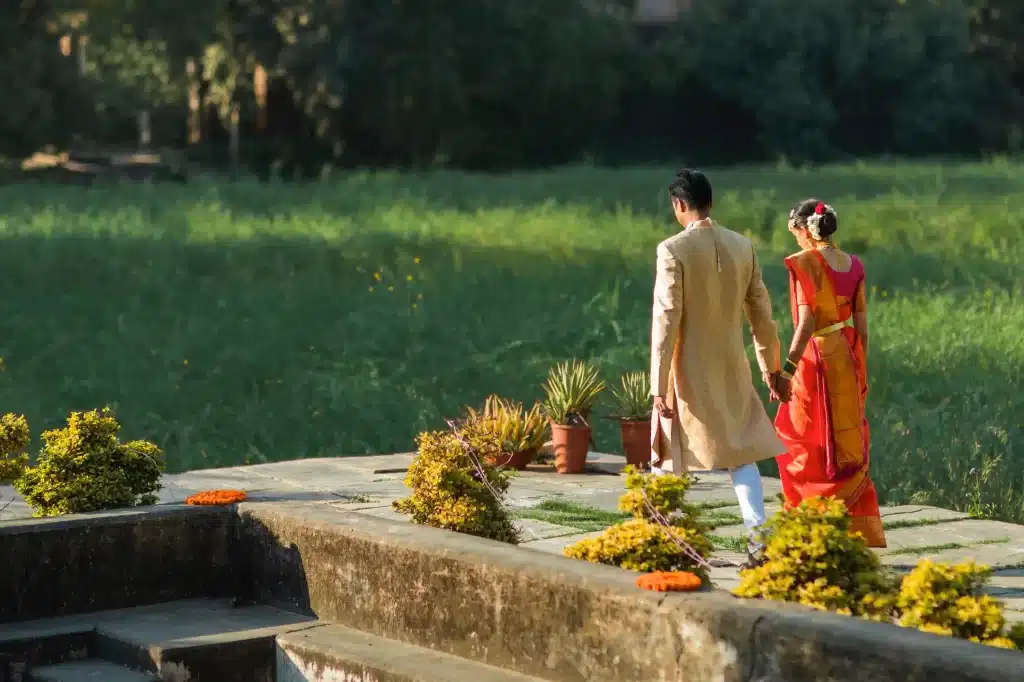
top-left (2, 452), bottom-right (1021, 621)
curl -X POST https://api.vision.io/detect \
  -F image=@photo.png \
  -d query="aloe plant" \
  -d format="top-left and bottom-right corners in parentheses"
top-left (541, 360), bottom-right (605, 426)
top-left (610, 372), bottom-right (651, 421)
top-left (467, 395), bottom-right (548, 452)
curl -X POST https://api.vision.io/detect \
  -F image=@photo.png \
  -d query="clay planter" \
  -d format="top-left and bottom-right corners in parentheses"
top-left (550, 423), bottom-right (591, 474)
top-left (618, 419), bottom-right (651, 469)
top-left (487, 448), bottom-right (537, 471)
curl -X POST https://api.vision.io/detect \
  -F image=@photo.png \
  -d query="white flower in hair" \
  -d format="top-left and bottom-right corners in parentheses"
top-left (805, 202), bottom-right (836, 241)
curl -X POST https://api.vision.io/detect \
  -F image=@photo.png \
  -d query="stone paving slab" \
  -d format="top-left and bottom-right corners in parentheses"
top-left (880, 505), bottom-right (971, 523)
top-left (0, 485), bottom-right (32, 520)
top-left (350, 505), bottom-right (410, 524)
top-left (882, 520), bottom-right (1024, 550)
top-left (709, 524), bottom-right (747, 537)
top-left (514, 519), bottom-right (581, 542)
top-left (881, 543), bottom-right (1024, 570)
top-left (519, 530), bottom-right (604, 555)
top-left (328, 497), bottom-right (399, 512)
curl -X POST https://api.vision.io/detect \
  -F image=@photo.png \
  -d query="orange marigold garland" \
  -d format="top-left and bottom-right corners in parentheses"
top-left (636, 571), bottom-right (703, 592)
top-left (185, 489), bottom-right (248, 506)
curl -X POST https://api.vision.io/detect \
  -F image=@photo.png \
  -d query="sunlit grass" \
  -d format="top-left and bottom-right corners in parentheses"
top-left (0, 160), bottom-right (1021, 521)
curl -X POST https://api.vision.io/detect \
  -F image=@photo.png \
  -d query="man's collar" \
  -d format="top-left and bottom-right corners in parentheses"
top-left (685, 217), bottom-right (714, 230)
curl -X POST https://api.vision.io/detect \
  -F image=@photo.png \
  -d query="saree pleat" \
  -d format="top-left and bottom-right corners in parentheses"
top-left (774, 251), bottom-right (886, 548)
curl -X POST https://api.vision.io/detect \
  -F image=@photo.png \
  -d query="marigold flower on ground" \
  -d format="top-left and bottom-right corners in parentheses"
top-left (185, 489), bottom-right (248, 505)
top-left (636, 571), bottom-right (703, 592)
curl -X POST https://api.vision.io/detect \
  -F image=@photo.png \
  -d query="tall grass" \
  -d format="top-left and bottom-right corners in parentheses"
top-left (0, 161), bottom-right (1020, 521)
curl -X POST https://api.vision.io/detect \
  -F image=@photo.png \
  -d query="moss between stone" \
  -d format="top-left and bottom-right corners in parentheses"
top-left (514, 499), bottom-right (629, 532)
top-left (882, 517), bottom-right (955, 531)
top-left (517, 498), bottom-right (748, 553)
top-left (886, 537), bottom-right (1010, 557)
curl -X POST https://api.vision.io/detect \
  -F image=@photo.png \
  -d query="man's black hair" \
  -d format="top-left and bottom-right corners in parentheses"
top-left (668, 169), bottom-right (713, 211)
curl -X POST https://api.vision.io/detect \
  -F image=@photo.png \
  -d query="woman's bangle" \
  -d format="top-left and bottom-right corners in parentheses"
top-left (779, 370), bottom-right (794, 381)
top-left (783, 358), bottom-right (798, 375)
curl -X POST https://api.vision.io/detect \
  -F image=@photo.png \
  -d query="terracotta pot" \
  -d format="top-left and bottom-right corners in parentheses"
top-left (550, 423), bottom-right (591, 474)
top-left (619, 419), bottom-right (651, 469)
top-left (487, 448), bottom-right (537, 471)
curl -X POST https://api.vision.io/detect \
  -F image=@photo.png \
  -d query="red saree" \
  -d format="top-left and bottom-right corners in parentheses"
top-left (774, 250), bottom-right (886, 547)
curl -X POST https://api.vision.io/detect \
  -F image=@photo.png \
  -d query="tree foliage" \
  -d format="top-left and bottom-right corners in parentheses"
top-left (2, 0), bottom-right (1020, 168)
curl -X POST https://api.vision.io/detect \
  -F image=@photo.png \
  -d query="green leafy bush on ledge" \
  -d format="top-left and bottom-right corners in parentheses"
top-left (0, 413), bottom-right (30, 483)
top-left (564, 465), bottom-right (713, 580)
top-left (394, 419), bottom-right (519, 544)
top-left (14, 408), bottom-right (165, 517)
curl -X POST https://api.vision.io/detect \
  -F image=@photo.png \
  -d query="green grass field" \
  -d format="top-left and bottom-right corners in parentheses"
top-left (0, 161), bottom-right (1021, 521)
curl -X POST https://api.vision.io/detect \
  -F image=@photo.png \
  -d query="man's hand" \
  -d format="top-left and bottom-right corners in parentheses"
top-left (653, 395), bottom-right (674, 419)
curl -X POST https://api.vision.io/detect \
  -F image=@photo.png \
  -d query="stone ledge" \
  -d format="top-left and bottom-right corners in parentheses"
top-left (237, 500), bottom-right (1023, 682)
top-left (0, 505), bottom-right (238, 624)
top-left (277, 623), bottom-right (548, 681)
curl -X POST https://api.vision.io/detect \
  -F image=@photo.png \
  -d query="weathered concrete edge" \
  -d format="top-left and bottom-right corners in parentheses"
top-left (0, 503), bottom-right (225, 535)
top-left (238, 500), bottom-right (1023, 682)
top-left (0, 504), bottom-right (239, 623)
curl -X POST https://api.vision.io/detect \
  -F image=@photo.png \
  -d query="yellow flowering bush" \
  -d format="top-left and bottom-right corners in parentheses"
top-left (393, 420), bottom-right (519, 544)
top-left (0, 413), bottom-right (30, 482)
top-left (14, 408), bottom-right (165, 517)
top-left (896, 560), bottom-right (1020, 649)
top-left (564, 465), bottom-right (713, 580)
top-left (618, 465), bottom-right (699, 521)
top-left (732, 498), bottom-right (896, 619)
top-left (735, 496), bottom-right (1023, 651)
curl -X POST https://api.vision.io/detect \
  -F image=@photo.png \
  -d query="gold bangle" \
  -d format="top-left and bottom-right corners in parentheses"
top-left (783, 358), bottom-right (798, 374)
top-left (779, 370), bottom-right (794, 381)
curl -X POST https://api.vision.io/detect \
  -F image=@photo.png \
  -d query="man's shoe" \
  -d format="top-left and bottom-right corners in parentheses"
top-left (740, 547), bottom-right (766, 570)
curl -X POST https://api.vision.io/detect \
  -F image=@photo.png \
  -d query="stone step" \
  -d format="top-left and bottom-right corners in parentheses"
top-left (276, 623), bottom-right (551, 682)
top-left (89, 598), bottom-right (318, 681)
top-left (29, 659), bottom-right (157, 682)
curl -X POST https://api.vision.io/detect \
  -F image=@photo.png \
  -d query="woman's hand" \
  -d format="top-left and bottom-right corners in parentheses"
top-left (765, 372), bottom-right (791, 402)
top-left (773, 373), bottom-right (792, 402)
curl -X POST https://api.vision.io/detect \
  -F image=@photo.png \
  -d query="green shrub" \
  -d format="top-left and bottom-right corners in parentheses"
top-left (564, 465), bottom-right (713, 580)
top-left (732, 498), bottom-right (896, 619)
top-left (896, 560), bottom-right (1020, 649)
top-left (393, 420), bottom-right (519, 544)
top-left (14, 408), bottom-right (164, 517)
top-left (1009, 622), bottom-right (1024, 650)
top-left (0, 413), bottom-right (30, 483)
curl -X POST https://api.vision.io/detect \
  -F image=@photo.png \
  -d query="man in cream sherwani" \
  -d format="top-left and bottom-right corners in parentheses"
top-left (649, 168), bottom-right (785, 568)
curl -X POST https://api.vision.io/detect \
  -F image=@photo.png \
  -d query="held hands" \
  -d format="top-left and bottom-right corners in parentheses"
top-left (764, 372), bottom-right (792, 403)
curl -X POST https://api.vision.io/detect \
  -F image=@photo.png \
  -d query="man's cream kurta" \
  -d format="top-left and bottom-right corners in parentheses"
top-left (650, 222), bottom-right (784, 472)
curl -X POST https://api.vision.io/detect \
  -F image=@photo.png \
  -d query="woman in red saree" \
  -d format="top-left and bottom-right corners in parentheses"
top-left (773, 199), bottom-right (886, 547)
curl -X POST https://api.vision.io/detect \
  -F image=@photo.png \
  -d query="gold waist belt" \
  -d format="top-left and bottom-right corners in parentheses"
top-left (813, 317), bottom-right (854, 337)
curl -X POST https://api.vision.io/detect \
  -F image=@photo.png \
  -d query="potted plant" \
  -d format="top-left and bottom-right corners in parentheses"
top-left (467, 395), bottom-right (547, 470)
top-left (609, 371), bottom-right (652, 470)
top-left (542, 360), bottom-right (605, 474)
